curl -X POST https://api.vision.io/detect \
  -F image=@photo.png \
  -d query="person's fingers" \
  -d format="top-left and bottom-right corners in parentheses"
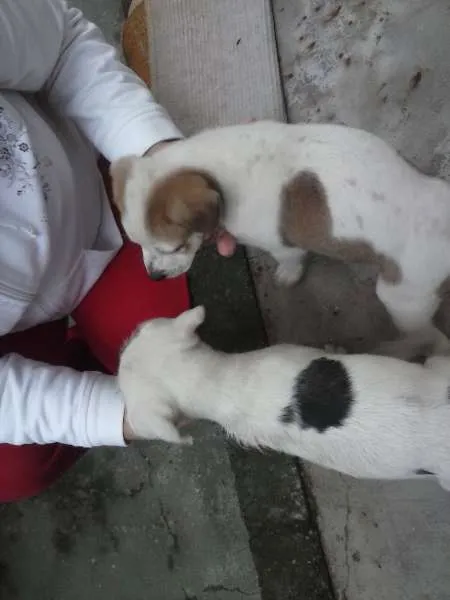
top-left (216, 231), bottom-right (237, 257)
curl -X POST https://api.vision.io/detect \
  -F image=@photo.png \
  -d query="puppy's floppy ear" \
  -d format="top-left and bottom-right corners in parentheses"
top-left (110, 155), bottom-right (138, 213)
top-left (174, 306), bottom-right (205, 336)
top-left (149, 171), bottom-right (222, 238)
top-left (179, 188), bottom-right (220, 235)
top-left (169, 188), bottom-right (221, 235)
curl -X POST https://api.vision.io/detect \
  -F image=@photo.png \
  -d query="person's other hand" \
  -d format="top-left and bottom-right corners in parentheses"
top-left (216, 229), bottom-right (237, 257)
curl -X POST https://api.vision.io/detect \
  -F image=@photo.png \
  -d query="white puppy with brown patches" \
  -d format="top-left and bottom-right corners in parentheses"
top-left (111, 121), bottom-right (450, 358)
top-left (119, 307), bottom-right (450, 492)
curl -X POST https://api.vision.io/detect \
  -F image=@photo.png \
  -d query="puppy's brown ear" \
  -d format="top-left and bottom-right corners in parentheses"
top-left (167, 174), bottom-right (221, 235)
top-left (149, 171), bottom-right (222, 240)
top-left (176, 188), bottom-right (221, 235)
top-left (110, 156), bottom-right (138, 213)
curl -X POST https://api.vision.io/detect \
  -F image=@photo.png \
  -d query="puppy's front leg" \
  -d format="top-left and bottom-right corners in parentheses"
top-left (273, 247), bottom-right (307, 286)
top-left (151, 417), bottom-right (194, 445)
top-left (127, 411), bottom-right (193, 445)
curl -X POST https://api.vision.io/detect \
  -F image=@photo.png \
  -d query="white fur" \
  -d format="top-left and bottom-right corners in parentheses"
top-left (119, 307), bottom-right (450, 492)
top-left (118, 121), bottom-right (450, 357)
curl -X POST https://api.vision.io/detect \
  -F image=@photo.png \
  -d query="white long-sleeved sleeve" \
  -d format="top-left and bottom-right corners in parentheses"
top-left (0, 0), bottom-right (182, 161)
top-left (0, 353), bottom-right (126, 447)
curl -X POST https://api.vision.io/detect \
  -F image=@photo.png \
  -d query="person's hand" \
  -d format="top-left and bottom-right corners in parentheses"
top-left (216, 229), bottom-right (237, 257)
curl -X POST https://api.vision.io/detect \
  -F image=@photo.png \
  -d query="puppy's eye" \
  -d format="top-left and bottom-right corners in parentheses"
top-left (157, 243), bottom-right (185, 255)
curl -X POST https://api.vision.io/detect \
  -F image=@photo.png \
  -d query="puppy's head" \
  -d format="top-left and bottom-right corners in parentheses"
top-left (119, 305), bottom-right (206, 393)
top-left (110, 157), bottom-right (222, 279)
top-left (118, 306), bottom-right (206, 443)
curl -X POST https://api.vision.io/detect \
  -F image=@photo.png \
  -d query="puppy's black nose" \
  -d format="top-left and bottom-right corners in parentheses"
top-left (149, 270), bottom-right (167, 281)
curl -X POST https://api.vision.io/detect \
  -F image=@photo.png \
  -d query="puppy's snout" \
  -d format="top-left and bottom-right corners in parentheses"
top-left (149, 269), bottom-right (167, 281)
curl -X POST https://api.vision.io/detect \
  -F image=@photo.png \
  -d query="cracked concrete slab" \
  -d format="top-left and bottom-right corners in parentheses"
top-left (306, 469), bottom-right (450, 600)
top-left (0, 439), bottom-right (260, 600)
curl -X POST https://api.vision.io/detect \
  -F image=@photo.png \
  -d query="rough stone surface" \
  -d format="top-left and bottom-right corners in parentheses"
top-left (0, 444), bottom-right (260, 600)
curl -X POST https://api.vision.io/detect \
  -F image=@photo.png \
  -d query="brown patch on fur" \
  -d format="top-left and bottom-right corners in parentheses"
top-left (279, 171), bottom-right (401, 284)
top-left (110, 156), bottom-right (137, 213)
top-left (147, 170), bottom-right (221, 244)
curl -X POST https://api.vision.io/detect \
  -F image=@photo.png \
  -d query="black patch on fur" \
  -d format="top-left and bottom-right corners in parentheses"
top-left (279, 404), bottom-right (295, 424)
top-left (293, 357), bottom-right (353, 433)
top-left (415, 469), bottom-right (434, 476)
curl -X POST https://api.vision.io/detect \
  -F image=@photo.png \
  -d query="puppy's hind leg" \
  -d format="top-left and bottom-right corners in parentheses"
top-left (273, 247), bottom-right (308, 286)
top-left (374, 278), bottom-right (450, 360)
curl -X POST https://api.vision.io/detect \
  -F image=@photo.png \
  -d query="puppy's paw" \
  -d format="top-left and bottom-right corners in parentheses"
top-left (147, 417), bottom-right (193, 445)
top-left (274, 261), bottom-right (304, 287)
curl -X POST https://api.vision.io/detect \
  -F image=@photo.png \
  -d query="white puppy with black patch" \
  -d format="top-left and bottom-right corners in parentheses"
top-left (118, 307), bottom-right (450, 492)
top-left (111, 121), bottom-right (450, 358)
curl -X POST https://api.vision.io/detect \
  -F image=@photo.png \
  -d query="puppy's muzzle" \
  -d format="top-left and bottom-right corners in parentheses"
top-left (149, 269), bottom-right (167, 281)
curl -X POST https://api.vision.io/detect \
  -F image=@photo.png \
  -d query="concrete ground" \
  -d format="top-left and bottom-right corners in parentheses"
top-left (2, 1), bottom-right (450, 599)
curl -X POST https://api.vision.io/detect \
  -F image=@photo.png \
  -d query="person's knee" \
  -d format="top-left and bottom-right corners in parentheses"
top-left (0, 443), bottom-right (83, 502)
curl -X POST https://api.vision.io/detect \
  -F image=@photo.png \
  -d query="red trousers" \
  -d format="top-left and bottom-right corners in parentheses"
top-left (0, 241), bottom-right (189, 502)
